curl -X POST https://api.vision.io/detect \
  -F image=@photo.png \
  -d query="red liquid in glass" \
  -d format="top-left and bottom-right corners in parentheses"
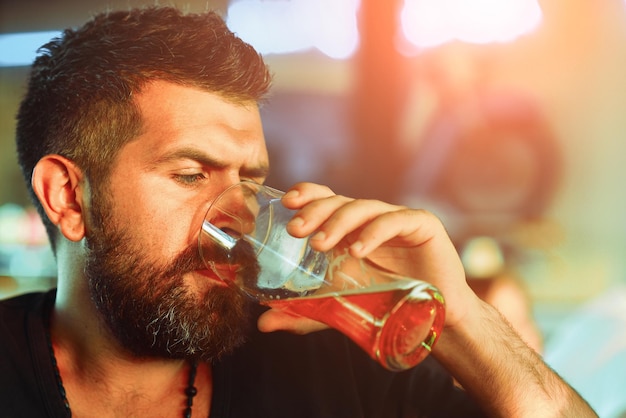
top-left (265, 281), bottom-right (445, 371)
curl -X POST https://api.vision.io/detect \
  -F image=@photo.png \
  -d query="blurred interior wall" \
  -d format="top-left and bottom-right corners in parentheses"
top-left (1, 0), bottom-right (626, 308)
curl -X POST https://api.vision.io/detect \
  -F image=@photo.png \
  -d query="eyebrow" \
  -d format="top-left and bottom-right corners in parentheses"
top-left (153, 146), bottom-right (270, 179)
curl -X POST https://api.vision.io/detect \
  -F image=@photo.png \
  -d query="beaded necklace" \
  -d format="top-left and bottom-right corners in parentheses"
top-left (43, 301), bottom-right (199, 417)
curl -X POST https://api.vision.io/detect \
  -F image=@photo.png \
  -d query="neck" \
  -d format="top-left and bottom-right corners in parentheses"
top-left (47, 293), bottom-right (213, 417)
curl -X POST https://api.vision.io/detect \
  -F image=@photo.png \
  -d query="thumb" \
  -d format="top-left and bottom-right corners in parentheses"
top-left (257, 308), bottom-right (329, 335)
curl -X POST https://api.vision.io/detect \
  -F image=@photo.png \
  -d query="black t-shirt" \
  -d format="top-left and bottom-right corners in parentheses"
top-left (0, 290), bottom-right (485, 418)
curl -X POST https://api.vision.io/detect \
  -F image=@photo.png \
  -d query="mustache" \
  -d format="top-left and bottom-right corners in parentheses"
top-left (181, 238), bottom-right (260, 282)
top-left (165, 244), bottom-right (207, 277)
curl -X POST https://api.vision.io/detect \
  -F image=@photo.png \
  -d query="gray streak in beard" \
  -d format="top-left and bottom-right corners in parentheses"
top-left (84, 219), bottom-right (252, 362)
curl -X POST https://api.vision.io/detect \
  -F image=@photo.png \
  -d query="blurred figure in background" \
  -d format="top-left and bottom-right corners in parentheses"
top-left (401, 85), bottom-right (563, 354)
top-left (401, 63), bottom-right (624, 414)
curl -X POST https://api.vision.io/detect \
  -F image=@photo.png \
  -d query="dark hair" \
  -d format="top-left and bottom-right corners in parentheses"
top-left (15, 6), bottom-right (272, 252)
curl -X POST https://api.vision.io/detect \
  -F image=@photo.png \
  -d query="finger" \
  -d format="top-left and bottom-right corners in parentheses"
top-left (347, 208), bottom-right (443, 258)
top-left (285, 193), bottom-right (355, 239)
top-left (305, 198), bottom-right (402, 253)
top-left (281, 182), bottom-right (335, 210)
top-left (257, 309), bottom-right (329, 334)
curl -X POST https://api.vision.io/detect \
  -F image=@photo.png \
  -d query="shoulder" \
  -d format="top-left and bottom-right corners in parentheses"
top-left (0, 289), bottom-right (54, 317)
top-left (0, 289), bottom-right (59, 416)
top-left (0, 289), bottom-right (55, 343)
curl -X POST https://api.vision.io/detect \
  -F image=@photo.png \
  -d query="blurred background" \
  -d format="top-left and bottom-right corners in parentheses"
top-left (1, 0), bottom-right (626, 414)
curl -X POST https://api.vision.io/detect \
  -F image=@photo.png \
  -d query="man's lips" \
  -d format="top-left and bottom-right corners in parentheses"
top-left (195, 263), bottom-right (239, 287)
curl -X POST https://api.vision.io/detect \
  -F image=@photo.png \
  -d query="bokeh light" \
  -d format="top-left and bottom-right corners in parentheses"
top-left (227, 0), bottom-right (360, 59)
top-left (400, 0), bottom-right (543, 49)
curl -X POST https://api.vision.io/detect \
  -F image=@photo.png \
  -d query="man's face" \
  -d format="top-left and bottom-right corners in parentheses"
top-left (84, 81), bottom-right (270, 361)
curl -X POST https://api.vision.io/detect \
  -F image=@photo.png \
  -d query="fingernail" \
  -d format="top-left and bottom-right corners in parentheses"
top-left (282, 190), bottom-right (300, 200)
top-left (350, 241), bottom-right (364, 253)
top-left (311, 231), bottom-right (326, 242)
top-left (287, 216), bottom-right (304, 228)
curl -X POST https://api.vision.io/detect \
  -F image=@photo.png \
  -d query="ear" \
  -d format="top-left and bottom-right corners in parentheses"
top-left (31, 155), bottom-right (88, 242)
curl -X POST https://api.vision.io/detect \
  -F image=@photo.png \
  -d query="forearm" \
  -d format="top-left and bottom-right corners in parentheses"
top-left (433, 299), bottom-right (597, 418)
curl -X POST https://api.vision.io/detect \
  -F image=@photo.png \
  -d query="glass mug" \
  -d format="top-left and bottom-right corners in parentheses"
top-left (199, 181), bottom-right (445, 371)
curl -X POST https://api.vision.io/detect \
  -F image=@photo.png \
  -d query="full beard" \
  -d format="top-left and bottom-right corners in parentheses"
top-left (84, 203), bottom-right (254, 363)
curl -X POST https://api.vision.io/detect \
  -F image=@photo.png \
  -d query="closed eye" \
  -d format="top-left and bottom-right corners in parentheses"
top-left (174, 173), bottom-right (207, 186)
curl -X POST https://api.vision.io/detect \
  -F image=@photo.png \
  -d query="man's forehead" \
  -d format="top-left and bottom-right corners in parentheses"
top-left (136, 81), bottom-right (257, 117)
top-left (123, 81), bottom-right (269, 169)
top-left (131, 82), bottom-right (259, 142)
